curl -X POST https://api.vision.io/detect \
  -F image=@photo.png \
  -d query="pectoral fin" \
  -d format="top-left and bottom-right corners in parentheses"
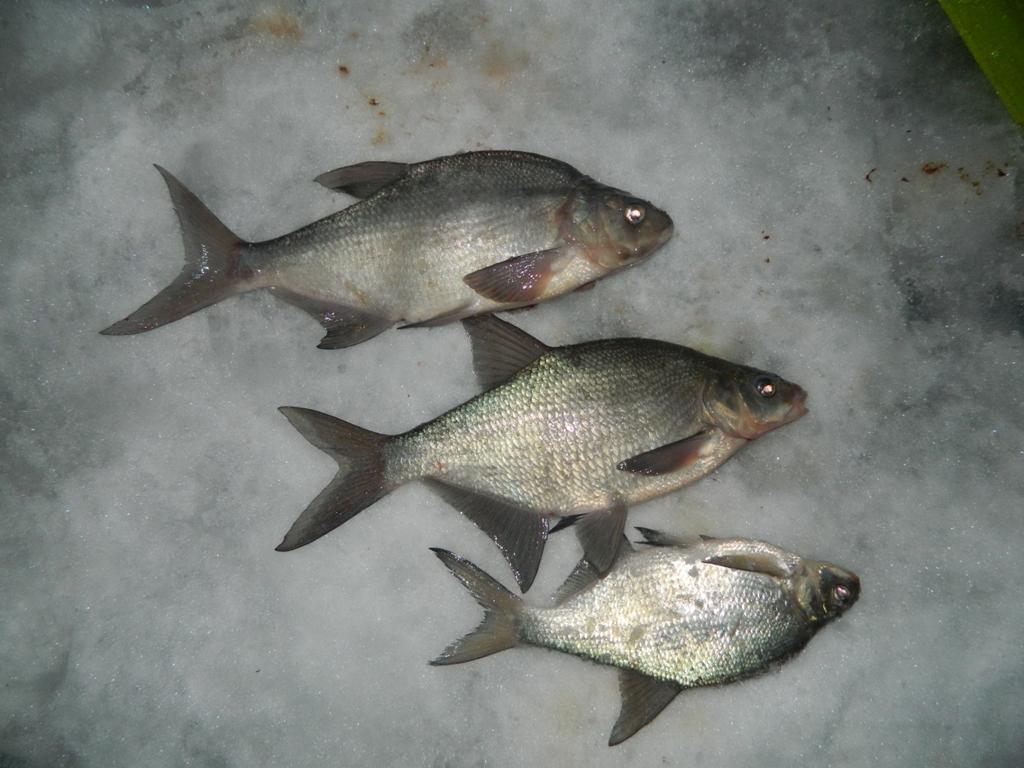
top-left (609, 670), bottom-right (682, 746)
top-left (463, 245), bottom-right (575, 304)
top-left (314, 161), bottom-right (410, 198)
top-left (270, 288), bottom-right (392, 349)
top-left (616, 431), bottom-right (715, 476)
top-left (426, 480), bottom-right (549, 593)
top-left (704, 552), bottom-right (794, 580)
top-left (575, 501), bottom-right (628, 574)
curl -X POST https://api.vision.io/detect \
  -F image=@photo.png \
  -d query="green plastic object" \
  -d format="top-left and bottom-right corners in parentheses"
top-left (939, 0), bottom-right (1024, 124)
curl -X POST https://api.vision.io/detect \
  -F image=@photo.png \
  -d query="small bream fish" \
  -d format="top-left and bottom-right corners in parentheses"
top-left (432, 530), bottom-right (860, 745)
top-left (101, 151), bottom-right (673, 348)
top-left (275, 316), bottom-right (807, 591)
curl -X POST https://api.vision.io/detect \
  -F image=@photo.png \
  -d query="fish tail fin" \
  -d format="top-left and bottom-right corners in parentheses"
top-left (430, 548), bottom-right (523, 665)
top-left (275, 406), bottom-right (395, 551)
top-left (101, 165), bottom-right (253, 336)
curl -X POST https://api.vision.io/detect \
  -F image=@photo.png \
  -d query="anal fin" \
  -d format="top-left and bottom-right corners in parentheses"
top-left (426, 480), bottom-right (549, 593)
top-left (270, 288), bottom-right (392, 349)
top-left (609, 670), bottom-right (682, 746)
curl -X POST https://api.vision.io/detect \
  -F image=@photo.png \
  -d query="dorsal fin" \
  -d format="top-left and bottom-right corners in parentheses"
top-left (550, 558), bottom-right (600, 606)
top-left (550, 536), bottom-right (632, 605)
top-left (461, 315), bottom-right (550, 389)
top-left (314, 161), bottom-right (410, 198)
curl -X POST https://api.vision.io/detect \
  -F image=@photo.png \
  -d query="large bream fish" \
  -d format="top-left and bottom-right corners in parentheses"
top-left (100, 151), bottom-right (673, 348)
top-left (276, 316), bottom-right (807, 590)
top-left (432, 530), bottom-right (860, 745)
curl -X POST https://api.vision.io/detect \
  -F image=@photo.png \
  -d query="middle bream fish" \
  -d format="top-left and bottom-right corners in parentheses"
top-left (100, 150), bottom-right (673, 348)
top-left (431, 530), bottom-right (860, 745)
top-left (276, 316), bottom-right (807, 591)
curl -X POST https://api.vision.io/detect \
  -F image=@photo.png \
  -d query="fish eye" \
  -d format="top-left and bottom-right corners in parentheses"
top-left (624, 204), bottom-right (645, 225)
top-left (832, 584), bottom-right (852, 606)
top-left (754, 375), bottom-right (776, 398)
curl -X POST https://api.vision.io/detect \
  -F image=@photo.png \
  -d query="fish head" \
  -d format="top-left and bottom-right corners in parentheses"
top-left (566, 182), bottom-right (674, 272)
top-left (793, 559), bottom-right (861, 625)
top-left (701, 364), bottom-right (808, 441)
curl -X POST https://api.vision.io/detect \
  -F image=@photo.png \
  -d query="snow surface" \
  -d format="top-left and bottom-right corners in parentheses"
top-left (2, 1), bottom-right (1021, 765)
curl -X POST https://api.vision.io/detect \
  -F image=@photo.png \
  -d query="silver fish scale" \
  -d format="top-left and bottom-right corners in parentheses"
top-left (521, 547), bottom-right (811, 686)
top-left (256, 153), bottom-right (586, 323)
top-left (390, 340), bottom-right (747, 512)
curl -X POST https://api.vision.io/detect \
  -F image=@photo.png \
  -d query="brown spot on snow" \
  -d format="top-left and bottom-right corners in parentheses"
top-left (955, 168), bottom-right (984, 196)
top-left (250, 10), bottom-right (303, 41)
top-left (482, 41), bottom-right (529, 84)
top-left (984, 160), bottom-right (1009, 178)
top-left (921, 161), bottom-right (946, 175)
top-left (338, 65), bottom-right (350, 76)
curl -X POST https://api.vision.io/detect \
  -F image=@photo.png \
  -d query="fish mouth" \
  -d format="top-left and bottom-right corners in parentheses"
top-left (847, 573), bottom-right (861, 601)
top-left (650, 209), bottom-right (675, 247)
top-left (782, 385), bottom-right (808, 423)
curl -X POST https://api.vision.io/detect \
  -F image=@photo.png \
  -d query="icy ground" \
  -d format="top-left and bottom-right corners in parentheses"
top-left (1, 1), bottom-right (1021, 766)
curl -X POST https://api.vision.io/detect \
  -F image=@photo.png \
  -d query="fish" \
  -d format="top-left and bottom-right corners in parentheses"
top-left (275, 316), bottom-right (808, 591)
top-left (100, 150), bottom-right (674, 348)
top-left (431, 529), bottom-right (860, 745)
